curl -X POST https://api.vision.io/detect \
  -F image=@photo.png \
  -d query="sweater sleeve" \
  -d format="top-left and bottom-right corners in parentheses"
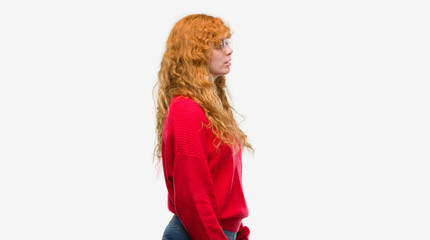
top-left (170, 99), bottom-right (228, 240)
top-left (236, 222), bottom-right (250, 240)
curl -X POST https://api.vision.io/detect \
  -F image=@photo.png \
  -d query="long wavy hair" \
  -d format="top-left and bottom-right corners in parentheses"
top-left (153, 14), bottom-right (254, 165)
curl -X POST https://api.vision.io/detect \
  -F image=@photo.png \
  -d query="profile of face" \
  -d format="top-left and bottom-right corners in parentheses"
top-left (209, 38), bottom-right (233, 79)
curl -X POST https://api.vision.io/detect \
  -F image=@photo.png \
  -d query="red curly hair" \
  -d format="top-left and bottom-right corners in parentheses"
top-left (153, 14), bottom-right (253, 165)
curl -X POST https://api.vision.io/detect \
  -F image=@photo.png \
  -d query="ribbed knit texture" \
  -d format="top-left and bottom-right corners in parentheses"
top-left (161, 95), bottom-right (250, 240)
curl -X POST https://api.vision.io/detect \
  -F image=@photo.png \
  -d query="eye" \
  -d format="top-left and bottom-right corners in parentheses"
top-left (215, 39), bottom-right (231, 50)
top-left (220, 40), bottom-right (225, 48)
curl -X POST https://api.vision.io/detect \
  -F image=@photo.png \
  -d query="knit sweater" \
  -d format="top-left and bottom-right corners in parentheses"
top-left (161, 95), bottom-right (250, 240)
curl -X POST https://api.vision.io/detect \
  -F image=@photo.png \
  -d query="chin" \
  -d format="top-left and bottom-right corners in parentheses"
top-left (212, 69), bottom-right (230, 77)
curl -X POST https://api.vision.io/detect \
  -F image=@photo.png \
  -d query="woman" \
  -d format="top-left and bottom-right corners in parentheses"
top-left (153, 14), bottom-right (254, 240)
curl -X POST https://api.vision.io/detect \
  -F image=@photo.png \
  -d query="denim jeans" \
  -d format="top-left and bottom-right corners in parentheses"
top-left (162, 215), bottom-right (237, 240)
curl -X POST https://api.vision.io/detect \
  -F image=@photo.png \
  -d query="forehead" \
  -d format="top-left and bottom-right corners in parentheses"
top-left (215, 32), bottom-right (231, 42)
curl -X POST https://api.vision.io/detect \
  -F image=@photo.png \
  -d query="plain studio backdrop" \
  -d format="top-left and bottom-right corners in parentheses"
top-left (0, 0), bottom-right (429, 239)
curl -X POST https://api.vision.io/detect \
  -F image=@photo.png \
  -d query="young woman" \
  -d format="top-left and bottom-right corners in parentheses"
top-left (153, 14), bottom-right (254, 240)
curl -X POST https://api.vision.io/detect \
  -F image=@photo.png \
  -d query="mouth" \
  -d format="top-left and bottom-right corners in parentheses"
top-left (225, 59), bottom-right (231, 66)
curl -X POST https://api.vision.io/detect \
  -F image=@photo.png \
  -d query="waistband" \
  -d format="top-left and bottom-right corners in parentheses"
top-left (170, 215), bottom-right (237, 240)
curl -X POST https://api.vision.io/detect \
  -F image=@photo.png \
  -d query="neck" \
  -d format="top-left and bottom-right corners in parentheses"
top-left (210, 75), bottom-right (219, 82)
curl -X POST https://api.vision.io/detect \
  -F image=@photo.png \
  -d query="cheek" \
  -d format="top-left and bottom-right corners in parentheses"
top-left (209, 60), bottom-right (218, 74)
top-left (212, 52), bottom-right (223, 64)
top-left (209, 51), bottom-right (226, 74)
top-left (209, 59), bottom-right (217, 71)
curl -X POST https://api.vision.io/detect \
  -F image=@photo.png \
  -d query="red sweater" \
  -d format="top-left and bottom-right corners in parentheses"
top-left (161, 95), bottom-right (250, 240)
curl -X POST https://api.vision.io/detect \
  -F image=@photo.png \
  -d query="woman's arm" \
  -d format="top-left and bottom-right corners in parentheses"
top-left (170, 99), bottom-right (228, 240)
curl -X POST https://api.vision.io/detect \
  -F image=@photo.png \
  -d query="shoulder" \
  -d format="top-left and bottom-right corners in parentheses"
top-left (169, 96), bottom-right (206, 119)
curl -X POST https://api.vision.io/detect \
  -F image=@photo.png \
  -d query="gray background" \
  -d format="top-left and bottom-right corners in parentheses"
top-left (1, 0), bottom-right (429, 239)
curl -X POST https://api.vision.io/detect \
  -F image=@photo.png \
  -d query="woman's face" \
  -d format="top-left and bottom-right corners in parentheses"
top-left (209, 39), bottom-right (233, 79)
